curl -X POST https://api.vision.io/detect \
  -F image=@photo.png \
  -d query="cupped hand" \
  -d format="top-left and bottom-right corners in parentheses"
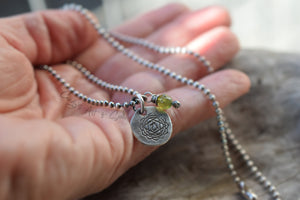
top-left (0, 3), bottom-right (250, 200)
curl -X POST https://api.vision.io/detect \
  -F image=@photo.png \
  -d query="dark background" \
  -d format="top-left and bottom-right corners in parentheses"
top-left (0, 0), bottom-right (102, 17)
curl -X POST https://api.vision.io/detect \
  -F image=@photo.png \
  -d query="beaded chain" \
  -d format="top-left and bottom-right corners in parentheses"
top-left (40, 4), bottom-right (282, 200)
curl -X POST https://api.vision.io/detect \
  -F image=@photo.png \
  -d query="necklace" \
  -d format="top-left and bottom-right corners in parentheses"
top-left (40, 4), bottom-right (282, 200)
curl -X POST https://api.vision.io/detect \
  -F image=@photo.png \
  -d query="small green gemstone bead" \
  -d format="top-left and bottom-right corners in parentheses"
top-left (157, 94), bottom-right (172, 111)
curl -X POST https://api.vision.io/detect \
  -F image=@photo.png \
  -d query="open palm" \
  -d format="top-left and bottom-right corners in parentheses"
top-left (0, 3), bottom-right (250, 200)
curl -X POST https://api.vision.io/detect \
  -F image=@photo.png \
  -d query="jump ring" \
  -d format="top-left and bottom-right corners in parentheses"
top-left (135, 93), bottom-right (145, 114)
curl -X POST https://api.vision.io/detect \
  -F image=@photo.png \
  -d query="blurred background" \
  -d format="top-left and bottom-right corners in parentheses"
top-left (0, 0), bottom-right (299, 53)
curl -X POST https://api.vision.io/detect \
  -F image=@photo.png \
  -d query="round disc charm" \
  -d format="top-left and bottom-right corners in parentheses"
top-left (130, 106), bottom-right (172, 146)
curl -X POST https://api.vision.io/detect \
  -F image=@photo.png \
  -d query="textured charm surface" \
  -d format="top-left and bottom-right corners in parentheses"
top-left (130, 106), bottom-right (172, 146)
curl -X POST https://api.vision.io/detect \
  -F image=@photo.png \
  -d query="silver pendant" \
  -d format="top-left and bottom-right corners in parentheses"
top-left (130, 106), bottom-right (172, 146)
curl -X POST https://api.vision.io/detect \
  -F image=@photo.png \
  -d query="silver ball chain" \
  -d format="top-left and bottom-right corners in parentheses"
top-left (109, 32), bottom-right (214, 73)
top-left (41, 61), bottom-right (140, 109)
top-left (41, 4), bottom-right (282, 200)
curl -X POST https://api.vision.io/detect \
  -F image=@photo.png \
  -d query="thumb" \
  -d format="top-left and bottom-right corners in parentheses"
top-left (0, 8), bottom-right (98, 112)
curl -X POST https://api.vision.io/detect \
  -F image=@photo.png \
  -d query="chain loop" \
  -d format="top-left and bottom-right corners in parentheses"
top-left (132, 93), bottom-right (146, 114)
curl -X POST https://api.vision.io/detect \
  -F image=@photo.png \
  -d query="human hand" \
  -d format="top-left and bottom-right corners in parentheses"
top-left (0, 3), bottom-right (250, 199)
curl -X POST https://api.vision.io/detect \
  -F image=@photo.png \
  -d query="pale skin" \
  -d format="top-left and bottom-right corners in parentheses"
top-left (0, 3), bottom-right (250, 200)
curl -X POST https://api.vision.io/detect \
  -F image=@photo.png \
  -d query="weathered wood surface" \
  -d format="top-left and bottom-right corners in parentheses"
top-left (84, 50), bottom-right (300, 200)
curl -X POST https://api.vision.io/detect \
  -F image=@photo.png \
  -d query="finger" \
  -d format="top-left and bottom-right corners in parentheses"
top-left (114, 5), bottom-right (231, 63)
top-left (115, 3), bottom-right (189, 37)
top-left (156, 26), bottom-right (240, 88)
top-left (167, 69), bottom-right (251, 133)
top-left (112, 26), bottom-right (239, 98)
top-left (128, 5), bottom-right (231, 59)
top-left (0, 9), bottom-right (98, 64)
top-left (152, 27), bottom-right (240, 87)
top-left (75, 3), bottom-right (189, 71)
top-left (185, 26), bottom-right (240, 73)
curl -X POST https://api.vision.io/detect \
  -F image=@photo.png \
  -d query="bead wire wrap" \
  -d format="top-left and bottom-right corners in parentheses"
top-left (40, 4), bottom-right (282, 200)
